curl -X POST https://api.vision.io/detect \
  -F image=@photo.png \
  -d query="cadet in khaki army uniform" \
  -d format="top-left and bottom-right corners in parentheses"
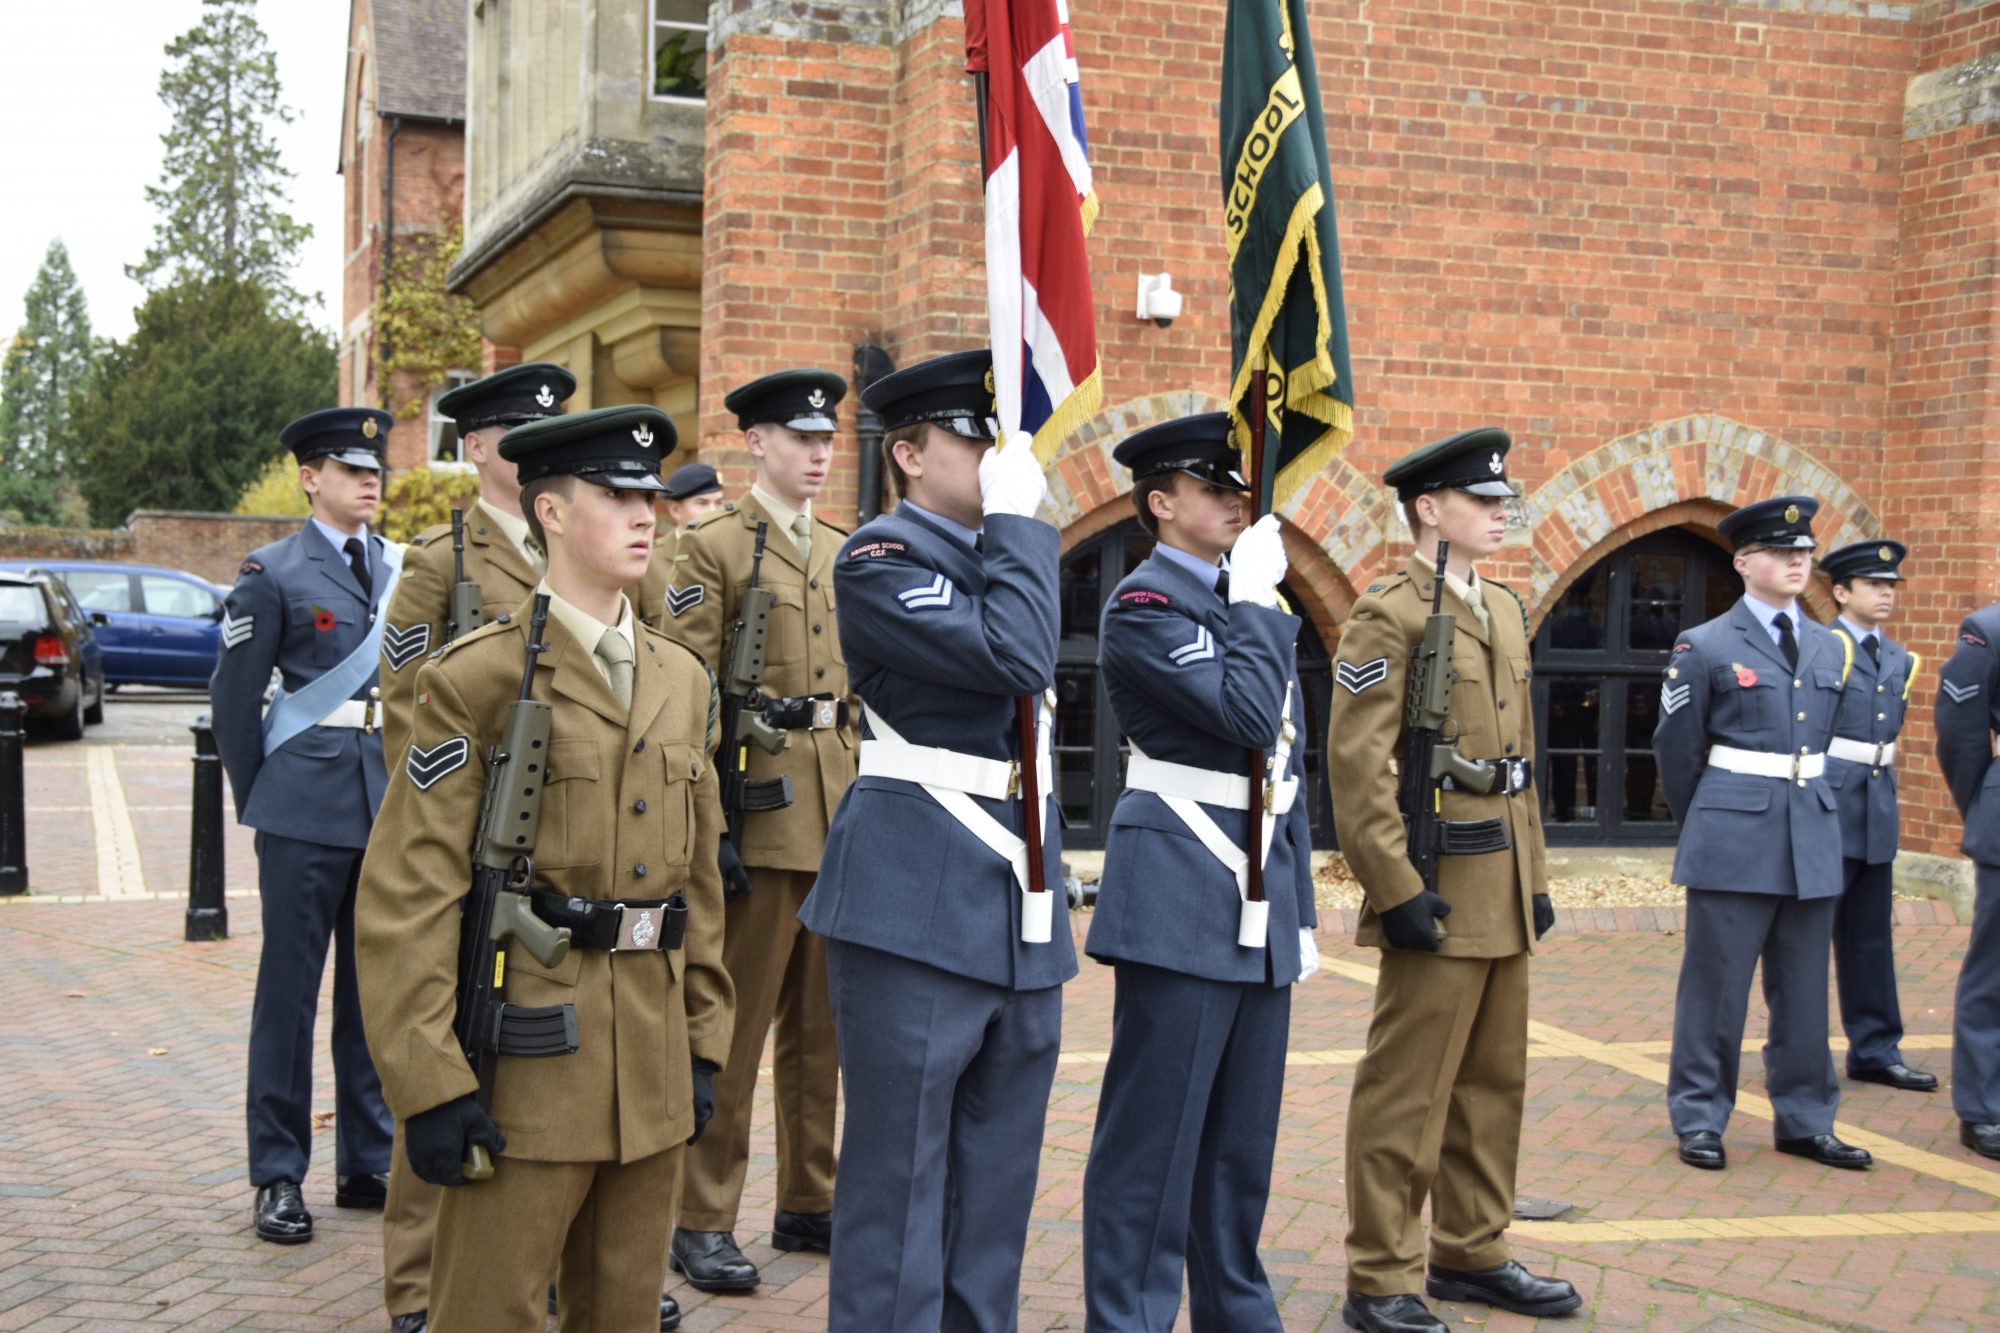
top-left (662, 369), bottom-right (856, 1289)
top-left (1331, 430), bottom-right (1578, 1333)
top-left (356, 405), bottom-right (734, 1333)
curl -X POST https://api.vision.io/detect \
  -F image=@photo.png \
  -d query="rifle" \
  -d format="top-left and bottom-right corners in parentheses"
top-left (716, 522), bottom-right (792, 880)
top-left (1396, 540), bottom-right (1501, 930)
top-left (445, 508), bottom-right (483, 645)
top-left (451, 593), bottom-right (576, 1180)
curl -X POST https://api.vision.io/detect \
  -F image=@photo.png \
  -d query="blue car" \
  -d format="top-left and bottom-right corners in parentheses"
top-left (0, 561), bottom-right (225, 688)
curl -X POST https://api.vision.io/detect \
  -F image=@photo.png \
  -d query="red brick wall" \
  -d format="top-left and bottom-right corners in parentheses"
top-left (0, 515), bottom-right (306, 588)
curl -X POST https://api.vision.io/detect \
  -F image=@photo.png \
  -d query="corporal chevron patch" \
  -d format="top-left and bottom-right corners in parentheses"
top-left (1336, 657), bottom-right (1389, 695)
top-left (1167, 626), bottom-right (1216, 667)
top-left (382, 621), bottom-right (431, 671)
top-left (406, 736), bottom-right (470, 791)
top-left (220, 609), bottom-right (254, 650)
top-left (897, 573), bottom-right (955, 611)
top-left (1940, 679), bottom-right (1981, 705)
top-left (1660, 681), bottom-right (1693, 715)
top-left (665, 584), bottom-right (704, 618)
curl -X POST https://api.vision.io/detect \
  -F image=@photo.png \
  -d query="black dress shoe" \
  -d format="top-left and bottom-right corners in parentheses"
top-left (253, 1181), bottom-right (313, 1244)
top-left (1427, 1260), bottom-right (1583, 1317)
top-left (669, 1228), bottom-right (760, 1291)
top-left (1849, 1062), bottom-right (1939, 1092)
top-left (389, 1313), bottom-right (427, 1333)
top-left (771, 1208), bottom-right (832, 1253)
top-left (1677, 1131), bottom-right (1725, 1170)
top-left (335, 1171), bottom-right (390, 1209)
top-left (1341, 1292), bottom-right (1445, 1332)
top-left (1962, 1121), bottom-right (2000, 1161)
top-left (1775, 1133), bottom-right (1872, 1169)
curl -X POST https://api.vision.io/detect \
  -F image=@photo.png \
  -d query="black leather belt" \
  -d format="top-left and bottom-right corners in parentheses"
top-left (531, 892), bottom-right (688, 952)
top-left (1442, 756), bottom-right (1533, 796)
top-left (762, 694), bottom-right (848, 732)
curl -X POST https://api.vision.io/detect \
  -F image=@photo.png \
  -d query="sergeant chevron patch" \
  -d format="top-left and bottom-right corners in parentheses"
top-left (1336, 657), bottom-right (1388, 695)
top-left (382, 622), bottom-right (430, 671)
top-left (665, 584), bottom-right (705, 618)
top-left (897, 573), bottom-right (954, 611)
top-left (1168, 626), bottom-right (1216, 666)
top-left (220, 609), bottom-right (254, 650)
top-left (1940, 679), bottom-right (1981, 704)
top-left (406, 736), bottom-right (470, 790)
top-left (1660, 681), bottom-right (1692, 715)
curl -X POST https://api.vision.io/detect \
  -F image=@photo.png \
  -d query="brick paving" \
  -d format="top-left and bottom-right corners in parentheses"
top-left (3, 715), bottom-right (1998, 1329)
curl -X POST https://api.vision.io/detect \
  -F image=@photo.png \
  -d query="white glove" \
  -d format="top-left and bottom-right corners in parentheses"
top-left (1298, 927), bottom-right (1321, 983)
top-left (979, 442), bottom-right (1048, 519)
top-left (1227, 514), bottom-right (1288, 607)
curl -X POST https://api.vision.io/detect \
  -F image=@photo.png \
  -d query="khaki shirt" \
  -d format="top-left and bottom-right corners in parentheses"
top-left (660, 495), bottom-right (857, 872)
top-left (1328, 555), bottom-right (1546, 958)
top-left (356, 601), bottom-right (734, 1164)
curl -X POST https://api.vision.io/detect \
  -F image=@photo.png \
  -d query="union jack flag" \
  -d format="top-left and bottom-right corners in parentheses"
top-left (966, 0), bottom-right (1101, 464)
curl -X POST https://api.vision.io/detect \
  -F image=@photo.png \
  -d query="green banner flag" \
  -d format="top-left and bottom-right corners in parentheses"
top-left (1221, 0), bottom-right (1354, 512)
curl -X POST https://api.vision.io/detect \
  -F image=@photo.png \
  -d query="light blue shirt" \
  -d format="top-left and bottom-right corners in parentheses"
top-left (1743, 594), bottom-right (1802, 650)
top-left (310, 517), bottom-right (370, 579)
top-left (897, 500), bottom-right (981, 550)
top-left (1836, 616), bottom-right (1879, 656)
top-left (1153, 539), bottom-right (1223, 590)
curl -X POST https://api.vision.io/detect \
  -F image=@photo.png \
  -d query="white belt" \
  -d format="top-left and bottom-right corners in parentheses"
top-left (267, 697), bottom-right (379, 731)
top-left (1828, 737), bottom-right (1896, 767)
top-left (1124, 752), bottom-right (1297, 815)
top-left (1708, 744), bottom-right (1825, 781)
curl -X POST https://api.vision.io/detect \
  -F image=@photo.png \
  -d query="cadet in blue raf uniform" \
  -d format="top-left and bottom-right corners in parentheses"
top-left (1822, 540), bottom-right (1937, 1094)
top-left (1080, 414), bottom-right (1316, 1333)
top-left (1656, 496), bottom-right (1871, 1172)
top-left (799, 349), bottom-right (1076, 1333)
top-left (1936, 595), bottom-right (2000, 1161)
top-left (210, 408), bottom-right (399, 1244)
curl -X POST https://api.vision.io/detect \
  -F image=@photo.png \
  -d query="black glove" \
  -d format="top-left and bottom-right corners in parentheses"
top-left (718, 839), bottom-right (753, 901)
top-left (1378, 890), bottom-right (1451, 953)
top-left (688, 1058), bottom-right (719, 1145)
top-left (405, 1095), bottom-right (505, 1187)
top-left (1533, 894), bottom-right (1555, 941)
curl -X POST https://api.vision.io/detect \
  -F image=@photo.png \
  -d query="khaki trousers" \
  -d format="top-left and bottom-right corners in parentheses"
top-left (381, 1120), bottom-right (438, 1316)
top-left (678, 866), bottom-right (839, 1229)
top-left (1343, 950), bottom-right (1529, 1296)
top-left (430, 1147), bottom-right (681, 1332)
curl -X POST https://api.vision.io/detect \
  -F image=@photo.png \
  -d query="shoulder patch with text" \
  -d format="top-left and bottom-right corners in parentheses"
top-left (848, 540), bottom-right (908, 561)
top-left (1118, 589), bottom-right (1171, 608)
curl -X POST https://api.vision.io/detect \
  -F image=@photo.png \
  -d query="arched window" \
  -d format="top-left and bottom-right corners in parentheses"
top-left (1055, 517), bottom-right (1334, 849)
top-left (1532, 528), bottom-right (1743, 843)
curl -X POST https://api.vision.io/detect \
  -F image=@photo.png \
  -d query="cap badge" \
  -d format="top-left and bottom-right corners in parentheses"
top-left (536, 385), bottom-right (555, 408)
top-left (807, 387), bottom-right (827, 409)
top-left (1487, 452), bottom-right (1503, 475)
top-left (1783, 504), bottom-right (1800, 524)
top-left (361, 418), bottom-right (379, 440)
top-left (1877, 545), bottom-right (1892, 562)
top-left (632, 424), bottom-right (655, 449)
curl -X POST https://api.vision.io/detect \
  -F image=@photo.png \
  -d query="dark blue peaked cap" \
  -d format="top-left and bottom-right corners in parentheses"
top-left (281, 407), bottom-right (391, 471)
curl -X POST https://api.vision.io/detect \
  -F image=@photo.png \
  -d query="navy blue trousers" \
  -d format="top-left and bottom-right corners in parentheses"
top-left (246, 831), bottom-right (392, 1187)
top-left (823, 940), bottom-right (1064, 1333)
top-left (1832, 856), bottom-right (1908, 1073)
top-left (1668, 889), bottom-right (1839, 1139)
top-left (1082, 963), bottom-right (1289, 1333)
top-left (1955, 863), bottom-right (2000, 1125)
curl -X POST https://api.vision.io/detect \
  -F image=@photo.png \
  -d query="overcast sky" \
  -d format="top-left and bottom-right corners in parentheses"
top-left (1, 1), bottom-right (350, 345)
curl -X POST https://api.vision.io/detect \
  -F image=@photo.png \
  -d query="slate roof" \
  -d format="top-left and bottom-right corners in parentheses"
top-left (372, 0), bottom-right (466, 123)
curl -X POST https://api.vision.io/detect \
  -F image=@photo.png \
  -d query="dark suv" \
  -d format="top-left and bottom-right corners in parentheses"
top-left (0, 571), bottom-right (108, 739)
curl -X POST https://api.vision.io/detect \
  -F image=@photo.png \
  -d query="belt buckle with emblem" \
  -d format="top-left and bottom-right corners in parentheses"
top-left (616, 903), bottom-right (661, 951)
top-left (812, 698), bottom-right (840, 729)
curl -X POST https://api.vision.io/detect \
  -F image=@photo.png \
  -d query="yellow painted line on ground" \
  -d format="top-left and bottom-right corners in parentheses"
top-left (1515, 1210), bottom-right (2000, 1244)
top-left (85, 747), bottom-right (147, 899)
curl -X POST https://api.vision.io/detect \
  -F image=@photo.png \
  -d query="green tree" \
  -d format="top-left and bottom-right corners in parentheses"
top-left (0, 239), bottom-right (95, 525)
top-left (127, 0), bottom-right (311, 306)
top-left (70, 276), bottom-right (334, 525)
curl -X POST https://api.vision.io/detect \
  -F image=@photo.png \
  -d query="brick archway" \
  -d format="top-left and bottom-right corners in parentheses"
top-left (1518, 415), bottom-right (1879, 628)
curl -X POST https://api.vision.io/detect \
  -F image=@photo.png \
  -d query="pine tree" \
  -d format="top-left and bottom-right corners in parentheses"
top-left (0, 239), bottom-right (95, 526)
top-left (126, 0), bottom-right (311, 305)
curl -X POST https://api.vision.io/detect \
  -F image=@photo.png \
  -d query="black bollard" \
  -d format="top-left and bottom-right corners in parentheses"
top-left (185, 712), bottom-right (228, 940)
top-left (0, 692), bottom-right (25, 896)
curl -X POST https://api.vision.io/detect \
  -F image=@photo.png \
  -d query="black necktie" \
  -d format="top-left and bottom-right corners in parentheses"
top-left (1775, 611), bottom-right (1798, 670)
top-left (344, 537), bottom-right (372, 601)
top-left (1215, 569), bottom-right (1230, 600)
top-left (1864, 635), bottom-right (1880, 665)
top-left (973, 534), bottom-right (985, 555)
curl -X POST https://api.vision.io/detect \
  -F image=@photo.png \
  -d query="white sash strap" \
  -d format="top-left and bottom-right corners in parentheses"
top-left (1827, 737), bottom-right (1896, 767)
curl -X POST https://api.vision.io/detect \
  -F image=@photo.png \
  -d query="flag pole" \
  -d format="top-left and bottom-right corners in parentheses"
top-left (1244, 365), bottom-right (1268, 908)
top-left (971, 65), bottom-right (1051, 909)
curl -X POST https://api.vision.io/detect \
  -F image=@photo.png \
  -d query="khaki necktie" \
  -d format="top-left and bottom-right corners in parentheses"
top-left (594, 628), bottom-right (633, 711)
top-left (792, 513), bottom-right (812, 561)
